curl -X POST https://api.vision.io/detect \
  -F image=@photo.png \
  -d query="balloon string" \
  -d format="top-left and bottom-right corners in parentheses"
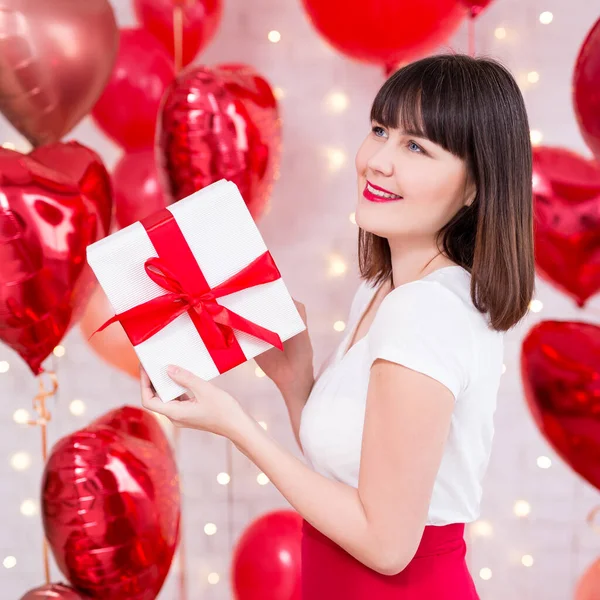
top-left (586, 504), bottom-right (600, 535)
top-left (468, 16), bottom-right (476, 57)
top-left (173, 426), bottom-right (188, 600)
top-left (173, 4), bottom-right (184, 74)
top-left (27, 371), bottom-right (58, 585)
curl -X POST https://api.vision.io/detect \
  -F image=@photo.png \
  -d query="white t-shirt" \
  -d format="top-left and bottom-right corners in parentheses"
top-left (299, 266), bottom-right (504, 525)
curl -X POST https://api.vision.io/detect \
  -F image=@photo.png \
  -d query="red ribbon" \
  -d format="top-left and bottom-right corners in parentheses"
top-left (94, 208), bottom-right (283, 374)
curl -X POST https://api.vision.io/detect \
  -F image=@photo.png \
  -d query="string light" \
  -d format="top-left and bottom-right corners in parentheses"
top-left (204, 523), bottom-right (217, 536)
top-left (3, 556), bottom-right (16, 569)
top-left (527, 71), bottom-right (540, 84)
top-left (537, 456), bottom-right (552, 469)
top-left (325, 91), bottom-right (349, 113)
top-left (20, 499), bottom-right (38, 517)
top-left (349, 212), bottom-right (356, 224)
top-left (329, 255), bottom-right (347, 276)
top-left (530, 130), bottom-right (543, 146)
top-left (501, 364), bottom-right (507, 375)
top-left (514, 500), bottom-right (531, 517)
top-left (273, 87), bottom-right (285, 100)
top-left (0, 361), bottom-right (9, 373)
top-left (479, 567), bottom-right (492, 580)
top-left (13, 409), bottom-right (30, 425)
top-left (268, 30), bottom-right (281, 43)
top-left (10, 452), bottom-right (31, 471)
top-left (258, 421), bottom-right (268, 430)
top-left (529, 299), bottom-right (543, 313)
top-left (333, 320), bottom-right (346, 332)
top-left (217, 472), bottom-right (230, 485)
top-left (53, 345), bottom-right (66, 357)
top-left (257, 473), bottom-right (270, 485)
top-left (69, 399), bottom-right (86, 416)
top-left (521, 554), bottom-right (534, 567)
top-left (494, 27), bottom-right (507, 40)
top-left (539, 11), bottom-right (553, 24)
top-left (255, 366), bottom-right (266, 378)
top-left (207, 572), bottom-right (220, 584)
top-left (324, 147), bottom-right (346, 172)
top-left (470, 520), bottom-right (494, 538)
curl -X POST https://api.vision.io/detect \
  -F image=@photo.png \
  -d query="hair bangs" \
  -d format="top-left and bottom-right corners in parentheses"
top-left (370, 59), bottom-right (472, 160)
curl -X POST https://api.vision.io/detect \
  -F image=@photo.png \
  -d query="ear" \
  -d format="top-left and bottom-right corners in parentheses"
top-left (463, 177), bottom-right (477, 207)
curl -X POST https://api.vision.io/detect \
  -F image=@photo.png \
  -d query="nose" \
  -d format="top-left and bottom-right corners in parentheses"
top-left (365, 143), bottom-right (395, 177)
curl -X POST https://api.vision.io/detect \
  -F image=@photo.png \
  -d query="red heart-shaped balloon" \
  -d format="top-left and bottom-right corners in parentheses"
top-left (521, 320), bottom-right (600, 491)
top-left (0, 143), bottom-right (112, 374)
top-left (41, 406), bottom-right (180, 600)
top-left (157, 63), bottom-right (281, 221)
top-left (533, 146), bottom-right (600, 307)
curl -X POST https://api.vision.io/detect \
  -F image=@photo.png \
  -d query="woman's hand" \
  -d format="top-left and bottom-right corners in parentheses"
top-left (254, 299), bottom-right (314, 390)
top-left (140, 365), bottom-right (248, 439)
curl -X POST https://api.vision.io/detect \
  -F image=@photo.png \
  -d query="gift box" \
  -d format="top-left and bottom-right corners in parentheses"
top-left (86, 179), bottom-right (306, 402)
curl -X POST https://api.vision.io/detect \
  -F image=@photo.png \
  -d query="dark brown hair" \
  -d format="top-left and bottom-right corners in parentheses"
top-left (358, 53), bottom-right (535, 332)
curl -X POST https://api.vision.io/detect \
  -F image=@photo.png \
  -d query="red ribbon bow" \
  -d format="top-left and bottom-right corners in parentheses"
top-left (94, 208), bottom-right (284, 374)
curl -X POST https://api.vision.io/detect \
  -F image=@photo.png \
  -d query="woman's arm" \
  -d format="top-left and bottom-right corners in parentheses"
top-left (277, 372), bottom-right (314, 451)
top-left (229, 358), bottom-right (455, 576)
top-left (142, 356), bottom-right (454, 576)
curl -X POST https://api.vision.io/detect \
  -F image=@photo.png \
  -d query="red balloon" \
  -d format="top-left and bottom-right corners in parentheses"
top-left (521, 321), bottom-right (600, 492)
top-left (157, 63), bottom-right (281, 220)
top-left (574, 18), bottom-right (600, 162)
top-left (133, 0), bottom-right (223, 68)
top-left (42, 406), bottom-right (180, 600)
top-left (532, 146), bottom-right (600, 307)
top-left (460, 0), bottom-right (494, 17)
top-left (92, 28), bottom-right (175, 151)
top-left (232, 510), bottom-right (303, 600)
top-left (0, 145), bottom-right (111, 374)
top-left (112, 150), bottom-right (169, 228)
top-left (299, 0), bottom-right (466, 66)
top-left (31, 141), bottom-right (114, 234)
top-left (19, 583), bottom-right (89, 599)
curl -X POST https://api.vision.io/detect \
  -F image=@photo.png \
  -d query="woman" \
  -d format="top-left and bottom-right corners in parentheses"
top-left (141, 53), bottom-right (535, 599)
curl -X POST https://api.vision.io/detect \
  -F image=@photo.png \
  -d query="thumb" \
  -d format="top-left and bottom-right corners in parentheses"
top-left (167, 365), bottom-right (198, 391)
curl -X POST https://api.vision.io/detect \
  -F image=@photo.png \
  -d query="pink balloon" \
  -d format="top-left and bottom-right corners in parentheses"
top-left (79, 285), bottom-right (141, 380)
top-left (573, 18), bottom-right (600, 162)
top-left (92, 28), bottom-right (175, 151)
top-left (576, 558), bottom-right (600, 599)
top-left (19, 583), bottom-right (88, 599)
top-left (133, 0), bottom-right (223, 68)
top-left (112, 150), bottom-right (169, 228)
top-left (0, 0), bottom-right (118, 146)
top-left (232, 510), bottom-right (303, 600)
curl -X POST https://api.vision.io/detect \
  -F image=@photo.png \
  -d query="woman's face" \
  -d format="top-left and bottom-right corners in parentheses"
top-left (354, 121), bottom-right (475, 241)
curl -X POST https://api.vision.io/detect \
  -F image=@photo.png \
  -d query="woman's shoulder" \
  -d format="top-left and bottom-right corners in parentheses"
top-left (378, 266), bottom-right (502, 341)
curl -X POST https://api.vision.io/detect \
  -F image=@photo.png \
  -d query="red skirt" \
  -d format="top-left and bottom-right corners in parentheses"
top-left (301, 521), bottom-right (480, 599)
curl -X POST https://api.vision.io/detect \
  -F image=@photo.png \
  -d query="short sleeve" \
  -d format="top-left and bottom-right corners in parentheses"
top-left (367, 281), bottom-right (474, 401)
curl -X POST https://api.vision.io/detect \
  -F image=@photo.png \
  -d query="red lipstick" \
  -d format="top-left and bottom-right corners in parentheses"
top-left (363, 180), bottom-right (403, 203)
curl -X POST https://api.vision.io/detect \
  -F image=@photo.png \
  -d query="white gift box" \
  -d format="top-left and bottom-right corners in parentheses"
top-left (86, 179), bottom-right (306, 402)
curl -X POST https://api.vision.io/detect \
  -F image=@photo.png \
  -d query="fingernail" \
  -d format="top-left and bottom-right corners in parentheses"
top-left (167, 365), bottom-right (179, 375)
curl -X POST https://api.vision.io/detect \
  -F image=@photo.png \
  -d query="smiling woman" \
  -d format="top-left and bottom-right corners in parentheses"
top-left (141, 53), bottom-right (534, 600)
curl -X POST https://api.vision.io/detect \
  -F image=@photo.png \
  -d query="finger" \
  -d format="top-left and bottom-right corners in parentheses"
top-left (141, 393), bottom-right (169, 415)
top-left (167, 365), bottom-right (200, 392)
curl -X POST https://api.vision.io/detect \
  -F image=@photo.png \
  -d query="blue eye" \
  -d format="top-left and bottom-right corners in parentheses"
top-left (408, 141), bottom-right (423, 153)
top-left (371, 125), bottom-right (386, 137)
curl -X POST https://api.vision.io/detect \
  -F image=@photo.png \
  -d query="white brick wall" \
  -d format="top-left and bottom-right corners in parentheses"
top-left (2, 0), bottom-right (600, 598)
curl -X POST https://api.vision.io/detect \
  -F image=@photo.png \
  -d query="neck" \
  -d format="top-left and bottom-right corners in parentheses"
top-left (387, 237), bottom-right (453, 289)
